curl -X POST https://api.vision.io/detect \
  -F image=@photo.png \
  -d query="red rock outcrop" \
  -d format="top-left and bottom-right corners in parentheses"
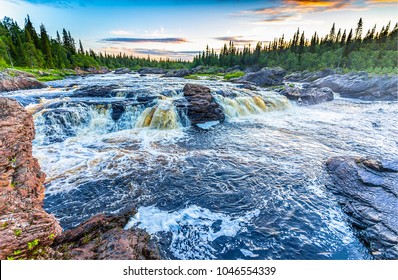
top-left (0, 97), bottom-right (62, 259)
top-left (0, 69), bottom-right (46, 92)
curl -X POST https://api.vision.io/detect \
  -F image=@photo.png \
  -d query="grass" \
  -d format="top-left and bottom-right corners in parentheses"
top-left (224, 71), bottom-right (245, 81)
top-left (13, 229), bottom-right (22, 237)
top-left (27, 239), bottom-right (39, 250)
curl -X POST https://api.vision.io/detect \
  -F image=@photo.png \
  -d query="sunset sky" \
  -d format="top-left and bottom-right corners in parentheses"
top-left (0, 0), bottom-right (397, 60)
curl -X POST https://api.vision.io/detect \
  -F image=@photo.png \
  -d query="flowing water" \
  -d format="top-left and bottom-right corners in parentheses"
top-left (3, 73), bottom-right (398, 260)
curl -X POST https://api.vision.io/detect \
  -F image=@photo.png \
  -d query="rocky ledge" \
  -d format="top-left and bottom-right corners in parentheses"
top-left (0, 69), bottom-right (46, 92)
top-left (326, 156), bottom-right (398, 259)
top-left (280, 84), bottom-right (334, 105)
top-left (183, 83), bottom-right (225, 126)
top-left (0, 97), bottom-right (159, 260)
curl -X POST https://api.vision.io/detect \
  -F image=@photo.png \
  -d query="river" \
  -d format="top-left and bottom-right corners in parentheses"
top-left (3, 73), bottom-right (397, 260)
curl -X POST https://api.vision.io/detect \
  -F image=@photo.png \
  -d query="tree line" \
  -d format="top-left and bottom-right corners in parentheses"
top-left (193, 18), bottom-right (398, 73)
top-left (0, 15), bottom-right (190, 70)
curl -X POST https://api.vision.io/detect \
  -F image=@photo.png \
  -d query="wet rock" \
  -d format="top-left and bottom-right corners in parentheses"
top-left (0, 69), bottom-right (46, 92)
top-left (75, 67), bottom-right (110, 76)
top-left (0, 97), bottom-right (62, 259)
top-left (163, 69), bottom-right (191, 77)
top-left (280, 85), bottom-right (334, 105)
top-left (183, 83), bottom-right (225, 126)
top-left (285, 69), bottom-right (336, 82)
top-left (226, 65), bottom-right (242, 73)
top-left (137, 67), bottom-right (166, 75)
top-left (232, 67), bottom-right (286, 87)
top-left (73, 84), bottom-right (120, 98)
top-left (313, 73), bottom-right (398, 101)
top-left (51, 210), bottom-right (160, 260)
top-left (111, 103), bottom-right (126, 121)
top-left (114, 68), bottom-right (132, 74)
top-left (326, 156), bottom-right (398, 259)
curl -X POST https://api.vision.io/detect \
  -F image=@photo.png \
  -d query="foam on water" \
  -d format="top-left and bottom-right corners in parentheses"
top-left (125, 205), bottom-right (260, 259)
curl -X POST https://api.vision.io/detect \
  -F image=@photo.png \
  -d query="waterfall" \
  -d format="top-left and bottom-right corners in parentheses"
top-left (135, 100), bottom-right (181, 130)
top-left (215, 92), bottom-right (290, 119)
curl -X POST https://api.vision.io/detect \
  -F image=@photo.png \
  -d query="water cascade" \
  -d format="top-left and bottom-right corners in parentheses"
top-left (135, 100), bottom-right (181, 130)
top-left (215, 92), bottom-right (290, 119)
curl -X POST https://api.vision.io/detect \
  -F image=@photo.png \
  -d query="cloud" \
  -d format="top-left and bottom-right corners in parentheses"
top-left (101, 46), bottom-right (200, 59)
top-left (214, 36), bottom-right (255, 43)
top-left (133, 48), bottom-right (199, 56)
top-left (101, 37), bottom-right (189, 44)
top-left (237, 1), bottom-right (386, 23)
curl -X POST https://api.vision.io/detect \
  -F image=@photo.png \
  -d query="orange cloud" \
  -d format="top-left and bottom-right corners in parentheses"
top-left (239, 1), bottom-right (391, 24)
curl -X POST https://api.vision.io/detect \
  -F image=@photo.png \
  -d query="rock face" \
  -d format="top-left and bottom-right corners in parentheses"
top-left (0, 97), bottom-right (62, 259)
top-left (0, 69), bottom-right (46, 92)
top-left (280, 85), bottom-right (334, 105)
top-left (326, 156), bottom-right (398, 259)
top-left (232, 67), bottom-right (286, 86)
top-left (183, 83), bottom-right (225, 126)
top-left (114, 68), bottom-right (132, 74)
top-left (137, 67), bottom-right (166, 75)
top-left (314, 73), bottom-right (398, 101)
top-left (52, 210), bottom-right (159, 260)
top-left (75, 67), bottom-right (110, 75)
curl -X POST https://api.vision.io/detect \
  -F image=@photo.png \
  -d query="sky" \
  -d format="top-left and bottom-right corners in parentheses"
top-left (0, 0), bottom-right (397, 60)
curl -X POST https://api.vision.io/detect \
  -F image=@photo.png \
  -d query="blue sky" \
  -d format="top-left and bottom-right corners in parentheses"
top-left (0, 0), bottom-right (397, 60)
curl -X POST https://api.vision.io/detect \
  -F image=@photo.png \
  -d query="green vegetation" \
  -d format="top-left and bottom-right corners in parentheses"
top-left (193, 18), bottom-right (398, 74)
top-left (27, 239), bottom-right (39, 250)
top-left (0, 15), bottom-right (191, 71)
top-left (13, 229), bottom-right (22, 237)
top-left (48, 233), bottom-right (55, 240)
top-left (224, 71), bottom-right (245, 80)
top-left (13, 250), bottom-right (21, 255)
top-left (2, 222), bottom-right (9, 228)
top-left (7, 256), bottom-right (15, 260)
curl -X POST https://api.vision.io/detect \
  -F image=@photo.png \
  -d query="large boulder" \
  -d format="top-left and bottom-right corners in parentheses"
top-left (313, 73), bottom-right (398, 101)
top-left (137, 67), bottom-right (166, 75)
top-left (0, 97), bottom-right (62, 259)
top-left (51, 210), bottom-right (159, 260)
top-left (183, 83), bottom-right (225, 126)
top-left (114, 68), bottom-right (131, 74)
top-left (326, 156), bottom-right (398, 259)
top-left (232, 67), bottom-right (286, 86)
top-left (0, 69), bottom-right (46, 92)
top-left (280, 85), bottom-right (334, 105)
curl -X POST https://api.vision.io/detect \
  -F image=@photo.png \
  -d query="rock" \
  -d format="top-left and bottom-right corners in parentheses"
top-left (280, 85), bottom-right (334, 105)
top-left (285, 69), bottom-right (335, 82)
top-left (163, 69), bottom-right (191, 77)
top-left (114, 68), bottom-right (132, 74)
top-left (326, 156), bottom-right (398, 259)
top-left (0, 69), bottom-right (46, 92)
top-left (183, 83), bottom-right (225, 126)
top-left (226, 65), bottom-right (242, 73)
top-left (0, 97), bottom-right (62, 259)
top-left (51, 210), bottom-right (159, 260)
top-left (313, 73), bottom-right (398, 101)
top-left (137, 68), bottom-right (166, 75)
top-left (73, 84), bottom-right (120, 98)
top-left (232, 67), bottom-right (286, 87)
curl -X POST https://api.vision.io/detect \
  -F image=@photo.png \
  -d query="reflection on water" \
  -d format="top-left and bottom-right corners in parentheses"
top-left (3, 73), bottom-right (397, 260)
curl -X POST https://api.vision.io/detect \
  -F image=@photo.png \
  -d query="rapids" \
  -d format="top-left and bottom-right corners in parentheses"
top-left (2, 73), bottom-right (397, 260)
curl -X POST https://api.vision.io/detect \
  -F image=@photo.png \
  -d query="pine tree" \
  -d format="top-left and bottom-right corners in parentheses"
top-left (40, 24), bottom-right (53, 68)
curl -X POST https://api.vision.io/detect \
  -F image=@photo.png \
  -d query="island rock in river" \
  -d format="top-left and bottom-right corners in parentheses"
top-left (183, 83), bottom-right (225, 126)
